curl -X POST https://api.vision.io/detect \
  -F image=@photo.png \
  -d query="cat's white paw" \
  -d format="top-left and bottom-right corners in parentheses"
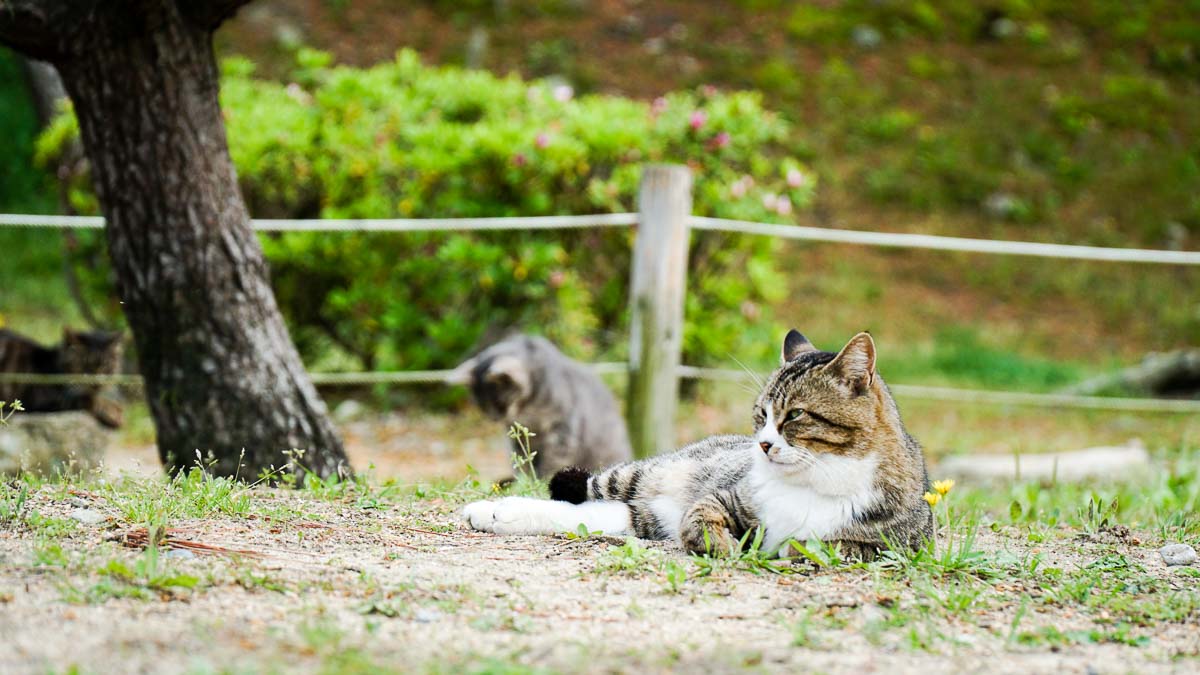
top-left (463, 498), bottom-right (555, 534)
top-left (462, 500), bottom-right (499, 532)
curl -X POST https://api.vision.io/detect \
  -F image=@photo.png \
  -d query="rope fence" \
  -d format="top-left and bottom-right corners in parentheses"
top-left (6, 212), bottom-right (1199, 265)
top-left (689, 216), bottom-right (1200, 265)
top-left (675, 366), bottom-right (1200, 413)
top-left (3, 178), bottom-right (1198, 442)
top-left (3, 367), bottom-right (1198, 414)
top-left (0, 213), bottom-right (637, 232)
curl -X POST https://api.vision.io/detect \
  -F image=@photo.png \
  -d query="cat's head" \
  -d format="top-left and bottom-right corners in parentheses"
top-left (60, 328), bottom-right (124, 375)
top-left (752, 329), bottom-right (897, 476)
top-left (445, 336), bottom-right (537, 420)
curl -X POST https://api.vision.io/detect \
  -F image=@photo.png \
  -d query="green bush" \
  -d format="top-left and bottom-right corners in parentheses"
top-left (40, 49), bottom-right (816, 372)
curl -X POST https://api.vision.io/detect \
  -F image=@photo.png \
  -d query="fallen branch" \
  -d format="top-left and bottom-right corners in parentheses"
top-left (114, 527), bottom-right (263, 558)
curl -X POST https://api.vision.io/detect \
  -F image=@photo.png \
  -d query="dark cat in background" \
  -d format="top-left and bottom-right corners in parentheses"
top-left (446, 334), bottom-right (633, 478)
top-left (0, 328), bottom-right (125, 428)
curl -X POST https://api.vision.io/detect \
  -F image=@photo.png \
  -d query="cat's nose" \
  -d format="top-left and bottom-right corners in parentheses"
top-left (759, 441), bottom-right (772, 453)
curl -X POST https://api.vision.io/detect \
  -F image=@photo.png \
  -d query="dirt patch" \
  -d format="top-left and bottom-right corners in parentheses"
top-left (2, 481), bottom-right (1197, 674)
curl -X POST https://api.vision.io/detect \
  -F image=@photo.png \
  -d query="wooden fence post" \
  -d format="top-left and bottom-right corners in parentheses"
top-left (627, 164), bottom-right (692, 458)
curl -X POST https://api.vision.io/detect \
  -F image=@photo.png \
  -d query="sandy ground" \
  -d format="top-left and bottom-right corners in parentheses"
top-left (2, 402), bottom-right (1197, 674)
top-left (2, 477), bottom-right (1198, 675)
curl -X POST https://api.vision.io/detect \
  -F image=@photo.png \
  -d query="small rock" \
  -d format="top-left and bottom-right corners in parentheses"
top-left (333, 399), bottom-right (365, 423)
top-left (989, 17), bottom-right (1018, 40)
top-left (69, 508), bottom-right (106, 525)
top-left (859, 603), bottom-right (887, 625)
top-left (851, 25), bottom-right (882, 50)
top-left (983, 191), bottom-right (1019, 220)
top-left (465, 26), bottom-right (489, 69)
top-left (1160, 543), bottom-right (1197, 567)
top-left (0, 411), bottom-right (112, 476)
top-left (414, 608), bottom-right (442, 623)
top-left (643, 37), bottom-right (665, 55)
top-left (164, 548), bottom-right (196, 560)
top-left (939, 441), bottom-right (1149, 483)
top-left (1164, 221), bottom-right (1188, 251)
top-left (273, 23), bottom-right (304, 49)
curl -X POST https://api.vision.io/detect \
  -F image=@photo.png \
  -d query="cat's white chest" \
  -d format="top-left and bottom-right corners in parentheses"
top-left (749, 454), bottom-right (880, 552)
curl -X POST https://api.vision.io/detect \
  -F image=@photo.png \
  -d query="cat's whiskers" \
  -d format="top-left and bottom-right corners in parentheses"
top-left (728, 354), bottom-right (764, 390)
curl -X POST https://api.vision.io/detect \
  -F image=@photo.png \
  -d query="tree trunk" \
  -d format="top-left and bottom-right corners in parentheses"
top-left (17, 2), bottom-right (351, 479)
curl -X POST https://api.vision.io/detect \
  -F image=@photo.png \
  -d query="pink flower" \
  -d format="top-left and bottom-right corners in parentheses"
top-left (709, 131), bottom-right (730, 149)
top-left (786, 168), bottom-right (810, 189)
top-left (689, 110), bottom-right (707, 131)
top-left (535, 133), bottom-right (550, 149)
top-left (651, 97), bottom-right (669, 114)
top-left (701, 84), bottom-right (718, 97)
top-left (553, 84), bottom-right (574, 102)
top-left (776, 196), bottom-right (793, 216)
top-left (762, 193), bottom-right (778, 210)
top-left (512, 153), bottom-right (528, 167)
top-left (730, 178), bottom-right (748, 199)
top-left (549, 270), bottom-right (566, 287)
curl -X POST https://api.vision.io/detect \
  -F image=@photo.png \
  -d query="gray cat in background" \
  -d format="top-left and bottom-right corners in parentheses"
top-left (445, 334), bottom-right (633, 478)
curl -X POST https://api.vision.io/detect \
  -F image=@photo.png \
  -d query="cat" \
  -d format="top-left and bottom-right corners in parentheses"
top-left (0, 328), bottom-right (125, 428)
top-left (446, 333), bottom-right (633, 478)
top-left (463, 330), bottom-right (935, 559)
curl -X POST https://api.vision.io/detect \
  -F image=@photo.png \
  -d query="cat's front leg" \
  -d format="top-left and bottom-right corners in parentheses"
top-left (680, 491), bottom-right (750, 556)
top-left (823, 539), bottom-right (882, 562)
top-left (90, 395), bottom-right (124, 429)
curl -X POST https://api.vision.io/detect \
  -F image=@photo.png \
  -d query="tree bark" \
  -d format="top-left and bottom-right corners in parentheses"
top-left (0, 1), bottom-right (351, 479)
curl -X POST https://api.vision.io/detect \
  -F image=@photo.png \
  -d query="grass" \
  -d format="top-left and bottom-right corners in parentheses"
top-left (2, 436), bottom-right (1197, 670)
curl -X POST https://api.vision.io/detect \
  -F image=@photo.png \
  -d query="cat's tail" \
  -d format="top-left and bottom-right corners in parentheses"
top-left (548, 466), bottom-right (591, 504)
top-left (550, 462), bottom-right (643, 504)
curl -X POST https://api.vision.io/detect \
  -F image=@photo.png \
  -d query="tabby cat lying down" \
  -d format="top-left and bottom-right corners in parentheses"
top-left (0, 328), bottom-right (124, 428)
top-left (464, 330), bottom-right (935, 559)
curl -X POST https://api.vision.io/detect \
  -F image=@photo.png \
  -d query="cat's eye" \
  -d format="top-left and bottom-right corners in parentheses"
top-left (785, 408), bottom-right (804, 422)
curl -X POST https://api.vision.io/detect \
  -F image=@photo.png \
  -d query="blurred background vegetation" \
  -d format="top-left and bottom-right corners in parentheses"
top-left (2, 0), bottom-right (1197, 401)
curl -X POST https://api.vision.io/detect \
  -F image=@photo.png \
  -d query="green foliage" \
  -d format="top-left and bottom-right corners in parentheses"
top-left (42, 49), bottom-right (815, 373)
top-left (881, 325), bottom-right (1082, 391)
top-left (0, 48), bottom-right (56, 214)
top-left (101, 465), bottom-right (254, 525)
top-left (0, 477), bottom-right (30, 524)
top-left (0, 50), bottom-right (79, 337)
top-left (0, 399), bottom-right (24, 426)
top-left (594, 537), bottom-right (663, 575)
top-left (505, 422), bottom-right (546, 499)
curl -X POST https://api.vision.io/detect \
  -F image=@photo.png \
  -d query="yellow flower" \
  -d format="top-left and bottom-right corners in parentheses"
top-left (933, 479), bottom-right (955, 496)
top-left (923, 492), bottom-right (942, 507)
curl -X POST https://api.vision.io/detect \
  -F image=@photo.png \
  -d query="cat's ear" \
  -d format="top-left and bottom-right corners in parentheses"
top-left (485, 354), bottom-right (531, 393)
top-left (781, 329), bottom-right (816, 363)
top-left (444, 357), bottom-right (477, 385)
top-left (825, 332), bottom-right (876, 394)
